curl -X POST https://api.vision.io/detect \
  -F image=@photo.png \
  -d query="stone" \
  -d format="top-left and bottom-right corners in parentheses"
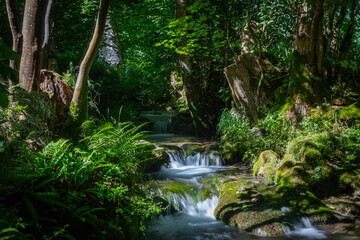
top-left (214, 179), bottom-right (287, 236)
top-left (253, 150), bottom-right (279, 185)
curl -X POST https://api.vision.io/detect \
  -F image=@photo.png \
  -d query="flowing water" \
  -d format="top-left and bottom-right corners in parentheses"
top-left (141, 111), bottom-right (175, 134)
top-left (145, 135), bottom-right (360, 240)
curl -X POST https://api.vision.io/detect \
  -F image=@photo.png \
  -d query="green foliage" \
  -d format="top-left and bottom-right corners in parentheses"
top-left (218, 107), bottom-right (360, 166)
top-left (0, 37), bottom-right (18, 108)
top-left (109, 0), bottom-right (175, 111)
top-left (61, 61), bottom-right (78, 88)
top-left (0, 122), bottom-right (162, 239)
top-left (217, 108), bottom-right (257, 161)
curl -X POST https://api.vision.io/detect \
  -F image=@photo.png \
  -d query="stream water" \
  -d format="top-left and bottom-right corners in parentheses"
top-left (145, 135), bottom-right (360, 240)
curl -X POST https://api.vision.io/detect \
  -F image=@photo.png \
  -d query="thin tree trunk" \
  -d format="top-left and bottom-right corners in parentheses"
top-left (70, 0), bottom-right (110, 127)
top-left (19, 0), bottom-right (46, 92)
top-left (309, 0), bottom-right (324, 76)
top-left (6, 0), bottom-right (22, 71)
top-left (6, 0), bottom-right (22, 103)
top-left (332, 5), bottom-right (347, 54)
top-left (41, 0), bottom-right (54, 70)
top-left (338, 0), bottom-right (359, 61)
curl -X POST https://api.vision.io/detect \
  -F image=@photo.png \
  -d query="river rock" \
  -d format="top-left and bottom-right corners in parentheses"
top-left (253, 150), bottom-right (279, 185)
top-left (214, 179), bottom-right (287, 236)
top-left (275, 133), bottom-right (341, 224)
top-left (276, 132), bottom-right (340, 197)
top-left (144, 145), bottom-right (170, 172)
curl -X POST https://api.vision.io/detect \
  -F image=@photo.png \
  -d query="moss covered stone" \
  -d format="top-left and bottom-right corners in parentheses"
top-left (274, 133), bottom-right (339, 223)
top-left (214, 179), bottom-right (287, 236)
top-left (338, 101), bottom-right (360, 123)
top-left (339, 170), bottom-right (360, 194)
top-left (253, 150), bottom-right (279, 185)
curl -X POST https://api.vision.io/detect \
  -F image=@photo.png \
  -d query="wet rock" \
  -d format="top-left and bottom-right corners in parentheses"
top-left (214, 179), bottom-right (287, 236)
top-left (143, 145), bottom-right (170, 172)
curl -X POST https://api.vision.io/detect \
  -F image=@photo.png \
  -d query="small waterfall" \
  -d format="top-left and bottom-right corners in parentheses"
top-left (167, 148), bottom-right (222, 168)
top-left (153, 145), bottom-right (223, 219)
top-left (163, 191), bottom-right (219, 219)
top-left (281, 207), bottom-right (327, 239)
top-left (154, 118), bottom-right (172, 134)
top-left (141, 111), bottom-right (175, 134)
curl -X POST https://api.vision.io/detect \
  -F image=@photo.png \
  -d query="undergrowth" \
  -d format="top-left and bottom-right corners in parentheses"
top-left (217, 108), bottom-right (360, 169)
top-left (0, 122), bottom-right (162, 239)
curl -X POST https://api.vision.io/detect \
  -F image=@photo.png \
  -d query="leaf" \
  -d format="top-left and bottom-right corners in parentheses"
top-left (0, 87), bottom-right (9, 108)
top-left (0, 38), bottom-right (18, 61)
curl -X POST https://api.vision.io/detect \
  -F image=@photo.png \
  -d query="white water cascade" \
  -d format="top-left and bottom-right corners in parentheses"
top-left (158, 147), bottom-right (223, 217)
top-left (146, 143), bottom-right (242, 240)
top-left (146, 138), bottom-right (342, 240)
top-left (281, 207), bottom-right (327, 239)
top-left (167, 148), bottom-right (222, 168)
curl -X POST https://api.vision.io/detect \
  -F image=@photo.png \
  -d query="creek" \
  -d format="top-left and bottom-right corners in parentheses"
top-left (145, 134), bottom-right (359, 240)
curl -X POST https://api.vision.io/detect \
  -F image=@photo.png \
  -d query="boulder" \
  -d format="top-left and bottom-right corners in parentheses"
top-left (253, 150), bottom-right (279, 185)
top-left (214, 179), bottom-right (287, 236)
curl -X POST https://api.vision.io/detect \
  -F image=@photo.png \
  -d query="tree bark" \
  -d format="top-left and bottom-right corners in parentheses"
top-left (338, 0), bottom-right (359, 61)
top-left (286, 0), bottom-right (325, 120)
top-left (70, 0), bottom-right (110, 128)
top-left (41, 0), bottom-right (54, 70)
top-left (6, 0), bottom-right (22, 71)
top-left (176, 0), bottom-right (203, 136)
top-left (246, 0), bottom-right (263, 112)
top-left (19, 0), bottom-right (46, 92)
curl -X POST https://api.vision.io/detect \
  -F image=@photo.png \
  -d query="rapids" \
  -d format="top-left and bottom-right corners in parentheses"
top-left (145, 135), bottom-right (359, 240)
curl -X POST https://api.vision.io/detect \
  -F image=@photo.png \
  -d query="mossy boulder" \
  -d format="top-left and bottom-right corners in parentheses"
top-left (339, 170), bottom-right (360, 195)
top-left (214, 179), bottom-right (287, 236)
top-left (285, 132), bottom-right (331, 168)
top-left (275, 133), bottom-right (338, 223)
top-left (338, 101), bottom-right (360, 124)
top-left (276, 133), bottom-right (340, 196)
top-left (253, 150), bottom-right (279, 185)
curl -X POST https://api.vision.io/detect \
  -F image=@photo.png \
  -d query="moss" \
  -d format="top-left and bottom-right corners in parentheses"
top-left (201, 188), bottom-right (212, 201)
top-left (253, 150), bottom-right (279, 185)
top-left (280, 51), bottom-right (328, 115)
top-left (274, 133), bottom-right (336, 220)
top-left (285, 132), bottom-right (331, 167)
top-left (339, 170), bottom-right (360, 192)
top-left (80, 120), bottom-right (97, 137)
top-left (70, 100), bottom-right (88, 132)
top-left (215, 179), bottom-right (287, 236)
top-left (338, 101), bottom-right (360, 123)
top-left (161, 180), bottom-right (196, 198)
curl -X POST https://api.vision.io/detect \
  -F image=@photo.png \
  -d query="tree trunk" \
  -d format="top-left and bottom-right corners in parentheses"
top-left (224, 54), bottom-right (261, 123)
top-left (41, 0), bottom-right (54, 70)
top-left (19, 0), bottom-right (46, 92)
top-left (338, 0), bottom-right (359, 62)
top-left (245, 0), bottom-right (263, 112)
top-left (175, 0), bottom-right (212, 136)
top-left (70, 0), bottom-right (110, 128)
top-left (286, 0), bottom-right (326, 120)
top-left (6, 0), bottom-right (22, 103)
top-left (6, 0), bottom-right (22, 71)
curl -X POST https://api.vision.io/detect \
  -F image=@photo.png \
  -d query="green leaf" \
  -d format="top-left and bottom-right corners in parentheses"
top-left (0, 38), bottom-right (18, 61)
